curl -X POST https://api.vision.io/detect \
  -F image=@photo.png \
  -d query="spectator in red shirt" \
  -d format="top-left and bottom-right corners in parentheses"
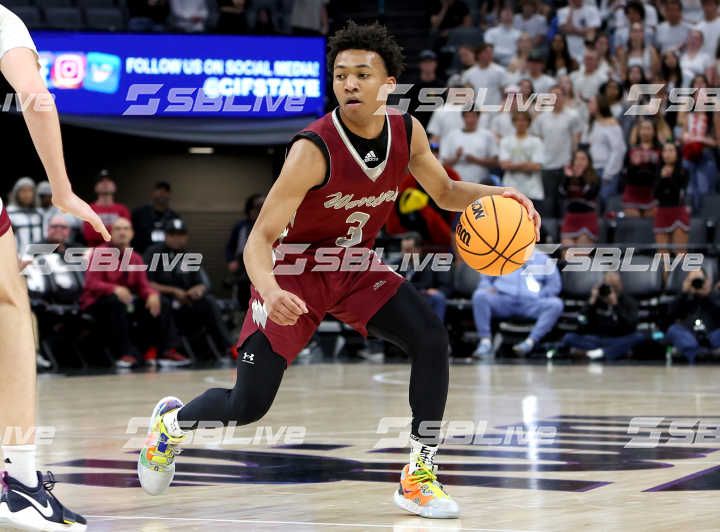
top-left (82, 170), bottom-right (132, 247)
top-left (80, 217), bottom-right (189, 369)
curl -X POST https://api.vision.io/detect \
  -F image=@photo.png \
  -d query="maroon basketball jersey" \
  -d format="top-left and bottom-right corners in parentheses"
top-left (277, 108), bottom-right (412, 262)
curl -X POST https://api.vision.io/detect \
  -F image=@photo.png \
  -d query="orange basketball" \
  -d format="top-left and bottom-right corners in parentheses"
top-left (455, 195), bottom-right (536, 276)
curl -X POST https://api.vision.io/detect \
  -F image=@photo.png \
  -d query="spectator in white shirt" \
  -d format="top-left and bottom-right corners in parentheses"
top-left (570, 49), bottom-right (609, 101)
top-left (485, 6), bottom-right (522, 66)
top-left (546, 33), bottom-right (579, 77)
top-left (583, 94), bottom-right (627, 206)
top-left (514, 0), bottom-right (548, 46)
top-left (656, 0), bottom-right (691, 53)
top-left (683, 0), bottom-right (705, 24)
top-left (440, 110), bottom-right (499, 184)
top-left (696, 0), bottom-right (720, 57)
top-left (614, 1), bottom-right (656, 48)
top-left (531, 85), bottom-right (583, 216)
top-left (499, 111), bottom-right (546, 209)
top-left (426, 76), bottom-right (480, 148)
top-left (462, 43), bottom-right (510, 107)
top-left (593, 33), bottom-right (621, 79)
top-left (168, 0), bottom-right (209, 32)
top-left (617, 22), bottom-right (661, 80)
top-left (680, 29), bottom-right (714, 85)
top-left (507, 33), bottom-right (534, 80)
top-left (525, 50), bottom-right (557, 94)
top-left (558, 0), bottom-right (601, 63)
top-left (490, 85), bottom-right (521, 142)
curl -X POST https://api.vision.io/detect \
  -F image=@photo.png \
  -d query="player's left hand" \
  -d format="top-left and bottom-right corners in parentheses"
top-left (52, 190), bottom-right (111, 242)
top-left (502, 187), bottom-right (541, 242)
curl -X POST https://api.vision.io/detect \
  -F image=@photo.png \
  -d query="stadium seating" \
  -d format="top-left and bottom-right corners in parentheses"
top-left (85, 7), bottom-right (125, 30)
top-left (44, 6), bottom-right (85, 29)
top-left (611, 217), bottom-right (656, 247)
top-left (10, 5), bottom-right (44, 27)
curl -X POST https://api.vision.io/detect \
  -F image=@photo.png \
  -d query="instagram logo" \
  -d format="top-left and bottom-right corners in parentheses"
top-left (51, 53), bottom-right (86, 89)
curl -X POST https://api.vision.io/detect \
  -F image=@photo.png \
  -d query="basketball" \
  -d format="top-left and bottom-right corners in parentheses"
top-left (455, 195), bottom-right (536, 276)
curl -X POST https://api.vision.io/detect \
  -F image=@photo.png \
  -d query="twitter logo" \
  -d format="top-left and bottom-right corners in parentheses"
top-left (83, 52), bottom-right (121, 93)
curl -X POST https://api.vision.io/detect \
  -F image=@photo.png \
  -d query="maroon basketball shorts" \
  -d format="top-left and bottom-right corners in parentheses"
top-left (238, 257), bottom-right (405, 364)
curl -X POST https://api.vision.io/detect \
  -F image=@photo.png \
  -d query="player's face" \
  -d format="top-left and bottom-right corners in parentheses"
top-left (333, 50), bottom-right (395, 120)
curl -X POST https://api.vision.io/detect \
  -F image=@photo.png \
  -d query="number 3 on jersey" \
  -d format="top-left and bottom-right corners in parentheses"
top-left (336, 211), bottom-right (370, 247)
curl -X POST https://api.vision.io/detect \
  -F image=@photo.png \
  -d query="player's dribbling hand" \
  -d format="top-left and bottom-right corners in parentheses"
top-left (501, 188), bottom-right (541, 242)
top-left (264, 288), bottom-right (308, 326)
top-left (52, 190), bottom-right (111, 242)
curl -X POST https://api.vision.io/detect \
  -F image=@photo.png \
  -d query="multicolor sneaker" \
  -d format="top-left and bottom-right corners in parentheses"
top-left (393, 456), bottom-right (460, 519)
top-left (0, 471), bottom-right (87, 531)
top-left (137, 396), bottom-right (185, 496)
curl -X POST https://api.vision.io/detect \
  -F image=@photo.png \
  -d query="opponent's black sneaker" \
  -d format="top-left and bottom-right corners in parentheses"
top-left (0, 471), bottom-right (87, 531)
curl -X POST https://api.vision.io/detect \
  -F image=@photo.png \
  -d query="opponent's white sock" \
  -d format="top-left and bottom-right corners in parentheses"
top-left (408, 435), bottom-right (438, 474)
top-left (162, 408), bottom-right (186, 438)
top-left (2, 445), bottom-right (38, 487)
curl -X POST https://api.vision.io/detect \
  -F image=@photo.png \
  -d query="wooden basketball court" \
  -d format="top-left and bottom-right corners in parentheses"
top-left (7, 361), bottom-right (720, 531)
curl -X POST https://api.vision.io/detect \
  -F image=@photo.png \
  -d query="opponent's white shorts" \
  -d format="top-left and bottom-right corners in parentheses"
top-left (0, 4), bottom-right (38, 65)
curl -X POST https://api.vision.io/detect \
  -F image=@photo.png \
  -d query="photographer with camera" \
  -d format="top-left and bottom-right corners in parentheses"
top-left (559, 272), bottom-right (646, 360)
top-left (665, 269), bottom-right (720, 362)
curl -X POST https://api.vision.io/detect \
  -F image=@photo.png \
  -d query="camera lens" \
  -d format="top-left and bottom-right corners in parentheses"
top-left (599, 284), bottom-right (611, 297)
top-left (691, 278), bottom-right (704, 289)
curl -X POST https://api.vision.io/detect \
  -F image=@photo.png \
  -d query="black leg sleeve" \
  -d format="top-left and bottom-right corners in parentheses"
top-left (177, 331), bottom-right (286, 428)
top-left (367, 282), bottom-right (449, 446)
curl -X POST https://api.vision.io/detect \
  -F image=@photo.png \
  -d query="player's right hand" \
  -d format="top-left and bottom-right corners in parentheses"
top-left (264, 288), bottom-right (308, 326)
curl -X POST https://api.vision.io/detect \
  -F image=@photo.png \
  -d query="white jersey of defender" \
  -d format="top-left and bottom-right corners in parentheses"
top-left (1, 4), bottom-right (39, 216)
top-left (0, 4), bottom-right (38, 63)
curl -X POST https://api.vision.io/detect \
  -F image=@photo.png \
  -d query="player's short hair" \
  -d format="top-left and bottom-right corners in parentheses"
top-left (154, 181), bottom-right (171, 192)
top-left (327, 21), bottom-right (405, 79)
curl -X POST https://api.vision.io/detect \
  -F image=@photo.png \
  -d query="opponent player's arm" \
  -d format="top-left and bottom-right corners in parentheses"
top-left (408, 116), bottom-right (541, 240)
top-left (243, 139), bottom-right (324, 325)
top-left (0, 48), bottom-right (110, 241)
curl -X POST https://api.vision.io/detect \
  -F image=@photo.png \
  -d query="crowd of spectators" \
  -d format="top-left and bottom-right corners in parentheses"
top-left (7, 171), bottom-right (262, 370)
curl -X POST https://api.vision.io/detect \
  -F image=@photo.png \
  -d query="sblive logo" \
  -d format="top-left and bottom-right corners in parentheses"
top-left (456, 220), bottom-right (471, 246)
top-left (242, 352), bottom-right (255, 365)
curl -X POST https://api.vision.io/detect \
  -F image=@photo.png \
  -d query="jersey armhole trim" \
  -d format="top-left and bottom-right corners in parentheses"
top-left (286, 131), bottom-right (331, 191)
top-left (402, 112), bottom-right (413, 155)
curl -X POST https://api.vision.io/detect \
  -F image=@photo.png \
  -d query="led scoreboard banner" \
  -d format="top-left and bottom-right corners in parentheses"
top-left (30, 31), bottom-right (326, 118)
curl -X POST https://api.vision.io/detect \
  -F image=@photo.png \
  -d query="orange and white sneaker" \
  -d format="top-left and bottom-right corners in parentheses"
top-left (393, 456), bottom-right (460, 518)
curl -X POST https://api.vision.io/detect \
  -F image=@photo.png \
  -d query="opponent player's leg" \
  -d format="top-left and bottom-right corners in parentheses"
top-left (137, 331), bottom-right (286, 495)
top-left (366, 282), bottom-right (459, 519)
top-left (0, 229), bottom-right (86, 531)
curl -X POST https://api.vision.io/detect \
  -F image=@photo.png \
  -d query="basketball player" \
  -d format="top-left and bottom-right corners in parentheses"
top-left (139, 22), bottom-right (540, 518)
top-left (0, 4), bottom-right (109, 530)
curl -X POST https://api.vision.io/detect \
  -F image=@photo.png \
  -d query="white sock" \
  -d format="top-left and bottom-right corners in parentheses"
top-left (409, 436), bottom-right (438, 474)
top-left (587, 348), bottom-right (604, 360)
top-left (162, 408), bottom-right (186, 438)
top-left (2, 445), bottom-right (38, 487)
